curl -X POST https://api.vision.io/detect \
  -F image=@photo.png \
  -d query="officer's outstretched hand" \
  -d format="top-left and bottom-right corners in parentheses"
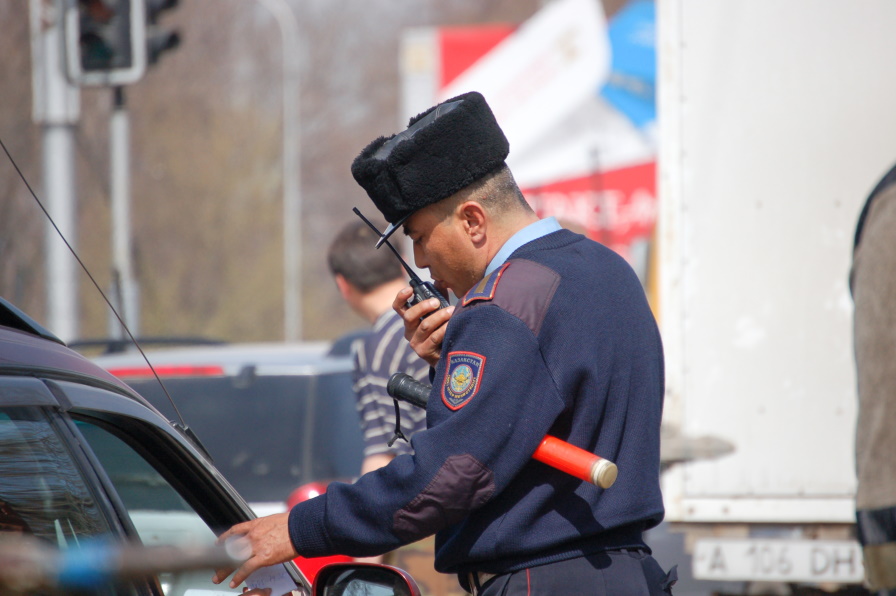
top-left (212, 512), bottom-right (297, 589)
top-left (394, 286), bottom-right (455, 367)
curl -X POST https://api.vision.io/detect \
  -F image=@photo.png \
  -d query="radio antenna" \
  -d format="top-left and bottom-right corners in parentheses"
top-left (351, 207), bottom-right (449, 313)
top-left (352, 207), bottom-right (419, 279)
top-left (0, 135), bottom-right (188, 430)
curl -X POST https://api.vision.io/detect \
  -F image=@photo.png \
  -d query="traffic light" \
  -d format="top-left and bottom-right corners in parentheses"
top-left (64, 0), bottom-right (147, 86)
top-left (146, 0), bottom-right (181, 66)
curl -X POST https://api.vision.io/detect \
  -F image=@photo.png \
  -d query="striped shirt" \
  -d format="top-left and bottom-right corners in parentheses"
top-left (352, 310), bottom-right (429, 458)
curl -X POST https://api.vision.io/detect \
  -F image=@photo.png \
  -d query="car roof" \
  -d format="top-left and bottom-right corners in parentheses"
top-left (91, 341), bottom-right (353, 378)
top-left (0, 298), bottom-right (63, 343)
top-left (0, 323), bottom-right (139, 396)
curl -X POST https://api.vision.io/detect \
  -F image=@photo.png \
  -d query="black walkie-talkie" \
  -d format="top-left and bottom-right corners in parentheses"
top-left (352, 207), bottom-right (450, 313)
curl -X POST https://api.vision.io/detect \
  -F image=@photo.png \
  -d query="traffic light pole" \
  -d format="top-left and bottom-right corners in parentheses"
top-left (257, 0), bottom-right (303, 342)
top-left (30, 0), bottom-right (81, 342)
top-left (109, 87), bottom-right (139, 338)
top-left (42, 125), bottom-right (79, 342)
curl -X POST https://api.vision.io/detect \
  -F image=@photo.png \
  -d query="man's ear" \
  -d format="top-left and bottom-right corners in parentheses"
top-left (458, 201), bottom-right (487, 245)
top-left (334, 274), bottom-right (354, 301)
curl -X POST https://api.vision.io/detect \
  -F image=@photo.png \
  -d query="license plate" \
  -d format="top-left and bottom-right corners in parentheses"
top-left (692, 539), bottom-right (864, 582)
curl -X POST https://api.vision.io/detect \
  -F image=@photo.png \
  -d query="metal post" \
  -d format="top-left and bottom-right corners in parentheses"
top-left (257, 0), bottom-right (302, 341)
top-left (109, 86), bottom-right (139, 338)
top-left (31, 0), bottom-right (81, 342)
top-left (42, 126), bottom-right (79, 341)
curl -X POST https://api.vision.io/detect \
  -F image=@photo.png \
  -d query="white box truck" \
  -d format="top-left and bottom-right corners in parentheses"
top-left (657, 0), bottom-right (896, 589)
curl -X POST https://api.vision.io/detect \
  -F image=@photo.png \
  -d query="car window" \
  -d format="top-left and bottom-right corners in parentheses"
top-left (75, 419), bottom-right (225, 596)
top-left (0, 406), bottom-right (128, 596)
top-left (127, 372), bottom-right (363, 503)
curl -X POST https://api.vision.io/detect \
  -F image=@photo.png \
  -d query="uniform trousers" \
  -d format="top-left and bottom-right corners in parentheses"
top-left (461, 549), bottom-right (677, 595)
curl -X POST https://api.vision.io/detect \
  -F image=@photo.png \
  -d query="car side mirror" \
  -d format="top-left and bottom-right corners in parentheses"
top-left (312, 563), bottom-right (421, 596)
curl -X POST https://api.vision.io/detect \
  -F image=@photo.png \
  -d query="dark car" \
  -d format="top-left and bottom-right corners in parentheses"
top-left (90, 342), bottom-right (365, 518)
top-left (0, 297), bottom-right (418, 596)
top-left (90, 341), bottom-right (369, 582)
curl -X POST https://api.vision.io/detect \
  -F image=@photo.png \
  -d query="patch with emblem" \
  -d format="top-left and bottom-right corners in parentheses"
top-left (442, 351), bottom-right (486, 410)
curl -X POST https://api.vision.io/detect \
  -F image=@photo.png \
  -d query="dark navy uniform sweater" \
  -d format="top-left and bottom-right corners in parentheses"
top-left (289, 229), bottom-right (665, 575)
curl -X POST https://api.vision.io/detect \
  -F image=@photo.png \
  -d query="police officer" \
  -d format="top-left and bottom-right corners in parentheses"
top-left (213, 91), bottom-right (674, 595)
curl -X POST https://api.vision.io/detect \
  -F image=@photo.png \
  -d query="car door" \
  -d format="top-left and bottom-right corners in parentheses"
top-left (0, 377), bottom-right (148, 595)
top-left (0, 374), bottom-right (310, 595)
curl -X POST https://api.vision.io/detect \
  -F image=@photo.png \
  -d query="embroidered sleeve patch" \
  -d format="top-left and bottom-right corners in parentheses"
top-left (441, 351), bottom-right (486, 410)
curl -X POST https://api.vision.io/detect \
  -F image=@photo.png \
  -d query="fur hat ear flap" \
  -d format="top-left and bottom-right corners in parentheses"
top-left (351, 91), bottom-right (509, 228)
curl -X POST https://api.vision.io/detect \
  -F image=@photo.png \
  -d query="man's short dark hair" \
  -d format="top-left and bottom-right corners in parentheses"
top-left (431, 164), bottom-right (534, 222)
top-left (328, 220), bottom-right (404, 293)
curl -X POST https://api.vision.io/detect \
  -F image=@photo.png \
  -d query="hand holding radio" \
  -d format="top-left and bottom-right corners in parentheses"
top-left (393, 287), bottom-right (454, 367)
top-left (353, 207), bottom-right (454, 366)
top-left (407, 278), bottom-right (450, 312)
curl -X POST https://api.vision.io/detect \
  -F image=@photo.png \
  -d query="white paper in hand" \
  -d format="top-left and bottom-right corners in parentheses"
top-left (246, 564), bottom-right (301, 596)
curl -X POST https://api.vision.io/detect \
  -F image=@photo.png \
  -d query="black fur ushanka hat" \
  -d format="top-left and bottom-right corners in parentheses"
top-left (351, 91), bottom-right (509, 242)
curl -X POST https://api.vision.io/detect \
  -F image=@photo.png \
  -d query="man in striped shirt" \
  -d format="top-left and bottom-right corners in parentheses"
top-left (328, 221), bottom-right (429, 475)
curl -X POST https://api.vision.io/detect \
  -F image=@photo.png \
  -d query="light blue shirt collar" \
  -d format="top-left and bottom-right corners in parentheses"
top-left (485, 217), bottom-right (562, 276)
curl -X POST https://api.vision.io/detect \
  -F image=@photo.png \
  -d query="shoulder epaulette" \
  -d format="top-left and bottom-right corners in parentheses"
top-left (462, 263), bottom-right (510, 306)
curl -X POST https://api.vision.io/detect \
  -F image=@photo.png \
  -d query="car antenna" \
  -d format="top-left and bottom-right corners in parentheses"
top-left (0, 135), bottom-right (190, 432)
